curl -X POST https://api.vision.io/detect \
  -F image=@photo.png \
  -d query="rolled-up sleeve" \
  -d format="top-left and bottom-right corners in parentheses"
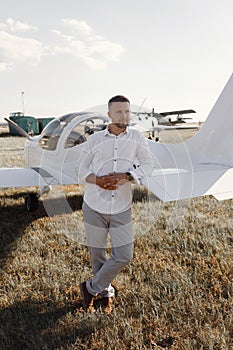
top-left (131, 133), bottom-right (154, 184)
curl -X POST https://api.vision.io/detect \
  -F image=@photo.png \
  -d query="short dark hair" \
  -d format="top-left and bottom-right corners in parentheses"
top-left (108, 95), bottom-right (130, 109)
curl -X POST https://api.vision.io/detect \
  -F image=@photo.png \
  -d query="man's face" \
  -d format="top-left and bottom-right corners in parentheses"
top-left (108, 101), bottom-right (131, 128)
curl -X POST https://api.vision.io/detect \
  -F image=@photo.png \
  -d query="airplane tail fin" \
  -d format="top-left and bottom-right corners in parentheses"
top-left (147, 73), bottom-right (233, 202)
top-left (186, 73), bottom-right (233, 167)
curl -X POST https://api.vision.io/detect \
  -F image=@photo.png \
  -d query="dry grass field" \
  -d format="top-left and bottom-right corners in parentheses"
top-left (0, 129), bottom-right (232, 350)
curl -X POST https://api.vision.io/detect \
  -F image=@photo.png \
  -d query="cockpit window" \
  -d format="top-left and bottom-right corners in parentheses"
top-left (64, 117), bottom-right (107, 149)
top-left (39, 119), bottom-right (67, 150)
top-left (38, 113), bottom-right (108, 151)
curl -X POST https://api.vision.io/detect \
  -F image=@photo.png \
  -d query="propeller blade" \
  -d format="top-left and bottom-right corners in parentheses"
top-left (5, 118), bottom-right (32, 139)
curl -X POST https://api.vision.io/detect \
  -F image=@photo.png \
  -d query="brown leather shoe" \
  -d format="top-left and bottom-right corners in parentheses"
top-left (80, 282), bottom-right (95, 312)
top-left (100, 297), bottom-right (113, 314)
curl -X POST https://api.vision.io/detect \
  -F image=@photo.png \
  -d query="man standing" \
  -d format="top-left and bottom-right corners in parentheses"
top-left (78, 95), bottom-right (154, 313)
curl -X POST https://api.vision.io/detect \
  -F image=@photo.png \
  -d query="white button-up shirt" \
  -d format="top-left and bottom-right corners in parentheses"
top-left (77, 126), bottom-right (154, 214)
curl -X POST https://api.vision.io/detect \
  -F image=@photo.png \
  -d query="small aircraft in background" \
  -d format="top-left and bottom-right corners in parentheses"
top-left (132, 108), bottom-right (196, 126)
top-left (131, 107), bottom-right (198, 138)
top-left (156, 109), bottom-right (196, 125)
top-left (1, 72), bottom-right (233, 210)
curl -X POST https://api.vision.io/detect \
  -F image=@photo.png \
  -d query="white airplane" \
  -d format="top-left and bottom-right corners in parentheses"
top-left (2, 112), bottom-right (110, 211)
top-left (1, 73), bottom-right (233, 211)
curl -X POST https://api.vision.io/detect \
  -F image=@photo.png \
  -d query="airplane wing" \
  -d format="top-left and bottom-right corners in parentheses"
top-left (0, 167), bottom-right (60, 188)
top-left (159, 109), bottom-right (196, 117)
top-left (142, 165), bottom-right (233, 202)
top-left (150, 124), bottom-right (198, 131)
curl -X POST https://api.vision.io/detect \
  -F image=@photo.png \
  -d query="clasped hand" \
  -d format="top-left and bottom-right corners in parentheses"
top-left (96, 172), bottom-right (128, 190)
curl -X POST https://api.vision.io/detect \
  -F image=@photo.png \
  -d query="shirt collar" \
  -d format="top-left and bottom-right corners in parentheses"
top-left (105, 125), bottom-right (129, 136)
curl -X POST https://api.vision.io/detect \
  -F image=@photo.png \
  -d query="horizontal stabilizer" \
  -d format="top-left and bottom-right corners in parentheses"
top-left (142, 166), bottom-right (233, 202)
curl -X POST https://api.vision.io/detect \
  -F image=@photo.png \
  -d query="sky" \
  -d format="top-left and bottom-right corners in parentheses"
top-left (0, 0), bottom-right (233, 122)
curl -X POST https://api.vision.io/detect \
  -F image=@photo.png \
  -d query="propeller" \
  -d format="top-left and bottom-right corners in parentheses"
top-left (5, 118), bottom-right (33, 140)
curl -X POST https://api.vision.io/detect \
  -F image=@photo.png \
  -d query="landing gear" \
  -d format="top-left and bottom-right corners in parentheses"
top-left (25, 193), bottom-right (39, 212)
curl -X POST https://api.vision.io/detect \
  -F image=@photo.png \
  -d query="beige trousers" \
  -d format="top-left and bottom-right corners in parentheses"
top-left (82, 202), bottom-right (134, 297)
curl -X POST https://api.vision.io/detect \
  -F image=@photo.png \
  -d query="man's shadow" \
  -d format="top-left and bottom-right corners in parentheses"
top-left (0, 191), bottom-right (83, 269)
top-left (0, 191), bottom-right (109, 349)
top-left (0, 298), bottom-right (103, 350)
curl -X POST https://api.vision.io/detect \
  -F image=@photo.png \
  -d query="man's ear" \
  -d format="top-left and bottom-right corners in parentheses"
top-left (107, 111), bottom-right (111, 118)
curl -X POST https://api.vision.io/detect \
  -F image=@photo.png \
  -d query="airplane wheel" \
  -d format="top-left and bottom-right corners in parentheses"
top-left (25, 193), bottom-right (39, 212)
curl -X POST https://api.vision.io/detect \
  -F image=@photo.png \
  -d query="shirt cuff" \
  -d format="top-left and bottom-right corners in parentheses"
top-left (128, 170), bottom-right (140, 185)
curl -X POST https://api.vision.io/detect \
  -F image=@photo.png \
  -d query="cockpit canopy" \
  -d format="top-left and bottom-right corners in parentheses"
top-left (39, 112), bottom-right (109, 151)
